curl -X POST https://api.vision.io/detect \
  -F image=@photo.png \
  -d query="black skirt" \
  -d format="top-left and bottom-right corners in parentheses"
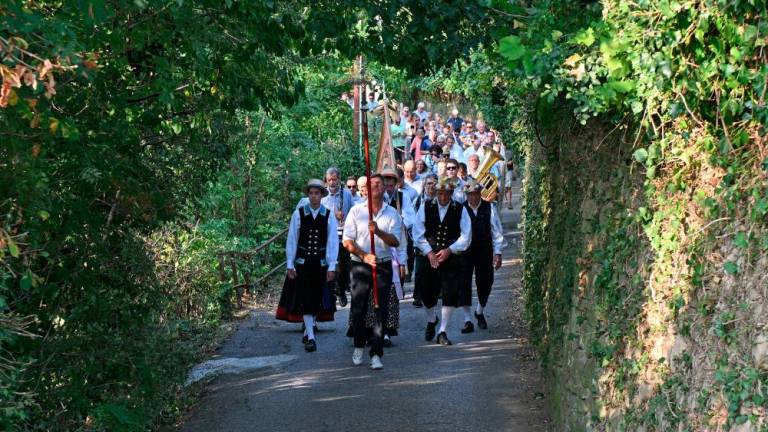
top-left (276, 262), bottom-right (336, 322)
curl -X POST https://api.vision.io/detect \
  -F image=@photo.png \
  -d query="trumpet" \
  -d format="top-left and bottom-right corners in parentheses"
top-left (475, 146), bottom-right (503, 201)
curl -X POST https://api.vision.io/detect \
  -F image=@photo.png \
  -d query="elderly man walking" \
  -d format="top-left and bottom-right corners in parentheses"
top-left (412, 176), bottom-right (472, 346)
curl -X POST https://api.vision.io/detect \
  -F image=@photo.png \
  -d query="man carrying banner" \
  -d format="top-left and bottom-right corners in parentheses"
top-left (342, 174), bottom-right (402, 369)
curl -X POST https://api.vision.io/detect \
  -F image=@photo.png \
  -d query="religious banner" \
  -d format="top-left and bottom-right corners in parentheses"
top-left (375, 100), bottom-right (398, 173)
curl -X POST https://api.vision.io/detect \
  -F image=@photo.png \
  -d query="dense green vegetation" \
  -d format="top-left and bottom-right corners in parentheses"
top-left (0, 1), bottom-right (519, 430)
top-left (485, 0), bottom-right (768, 429)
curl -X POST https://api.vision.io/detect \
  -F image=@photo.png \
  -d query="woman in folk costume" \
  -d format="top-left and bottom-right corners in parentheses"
top-left (276, 179), bottom-right (338, 352)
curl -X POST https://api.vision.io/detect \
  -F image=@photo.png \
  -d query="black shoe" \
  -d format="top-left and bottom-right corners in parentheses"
top-left (338, 292), bottom-right (348, 307)
top-left (412, 298), bottom-right (423, 308)
top-left (383, 338), bottom-right (393, 348)
top-left (313, 325), bottom-right (318, 333)
top-left (436, 332), bottom-right (452, 346)
top-left (425, 321), bottom-right (437, 341)
top-left (461, 321), bottom-right (475, 334)
top-left (475, 312), bottom-right (488, 330)
top-left (302, 334), bottom-right (308, 345)
top-left (304, 339), bottom-right (316, 352)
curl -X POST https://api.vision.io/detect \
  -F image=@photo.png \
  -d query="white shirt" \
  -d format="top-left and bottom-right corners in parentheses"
top-left (286, 205), bottom-right (339, 271)
top-left (385, 189), bottom-right (417, 230)
top-left (413, 200), bottom-right (472, 255)
top-left (342, 201), bottom-right (402, 261)
top-left (295, 187), bottom-right (355, 237)
top-left (451, 178), bottom-right (467, 203)
top-left (450, 142), bottom-right (465, 162)
top-left (405, 178), bottom-right (423, 196)
top-left (466, 202), bottom-right (506, 255)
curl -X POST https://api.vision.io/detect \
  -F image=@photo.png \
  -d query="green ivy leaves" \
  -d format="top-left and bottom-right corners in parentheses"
top-left (499, 35), bottom-right (527, 61)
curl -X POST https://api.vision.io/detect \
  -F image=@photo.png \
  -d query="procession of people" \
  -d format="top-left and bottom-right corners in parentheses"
top-left (276, 102), bottom-right (512, 370)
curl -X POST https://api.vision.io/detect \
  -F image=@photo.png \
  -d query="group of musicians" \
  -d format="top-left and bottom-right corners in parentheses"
top-left (276, 156), bottom-right (505, 370)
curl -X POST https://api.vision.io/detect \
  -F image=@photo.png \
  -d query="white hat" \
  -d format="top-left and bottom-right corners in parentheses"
top-left (303, 178), bottom-right (328, 197)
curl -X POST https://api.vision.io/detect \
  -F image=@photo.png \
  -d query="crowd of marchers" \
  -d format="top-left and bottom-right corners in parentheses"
top-left (276, 101), bottom-right (515, 371)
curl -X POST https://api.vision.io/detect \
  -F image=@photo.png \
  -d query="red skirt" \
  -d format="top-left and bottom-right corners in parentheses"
top-left (275, 262), bottom-right (336, 322)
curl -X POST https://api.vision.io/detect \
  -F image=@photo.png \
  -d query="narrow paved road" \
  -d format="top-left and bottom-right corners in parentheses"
top-left (178, 183), bottom-right (550, 431)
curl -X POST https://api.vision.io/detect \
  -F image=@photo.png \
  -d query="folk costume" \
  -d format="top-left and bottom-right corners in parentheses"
top-left (459, 179), bottom-right (505, 332)
top-left (342, 197), bottom-right (402, 369)
top-left (277, 179), bottom-right (338, 352)
top-left (412, 176), bottom-right (472, 346)
top-left (296, 185), bottom-right (354, 306)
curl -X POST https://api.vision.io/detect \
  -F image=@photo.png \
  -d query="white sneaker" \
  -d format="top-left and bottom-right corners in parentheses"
top-left (352, 348), bottom-right (364, 366)
top-left (370, 355), bottom-right (383, 370)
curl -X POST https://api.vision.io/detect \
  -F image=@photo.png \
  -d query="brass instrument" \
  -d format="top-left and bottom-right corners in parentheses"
top-left (475, 146), bottom-right (503, 201)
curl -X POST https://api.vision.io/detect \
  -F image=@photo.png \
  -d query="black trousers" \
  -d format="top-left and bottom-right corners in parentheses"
top-left (415, 254), bottom-right (462, 308)
top-left (336, 243), bottom-right (351, 295)
top-left (459, 246), bottom-right (494, 307)
top-left (350, 261), bottom-right (393, 357)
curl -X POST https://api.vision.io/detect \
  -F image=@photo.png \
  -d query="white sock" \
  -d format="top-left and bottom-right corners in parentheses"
top-left (439, 306), bottom-right (454, 334)
top-left (425, 307), bottom-right (436, 323)
top-left (303, 315), bottom-right (315, 340)
top-left (476, 304), bottom-right (485, 315)
top-left (463, 306), bottom-right (472, 323)
top-left (384, 334), bottom-right (390, 341)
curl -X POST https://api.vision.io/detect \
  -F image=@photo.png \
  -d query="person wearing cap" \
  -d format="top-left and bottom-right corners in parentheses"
top-left (412, 176), bottom-right (472, 346)
top-left (276, 179), bottom-right (339, 352)
top-left (296, 168), bottom-right (355, 307)
top-left (342, 174), bottom-right (402, 370)
top-left (459, 179), bottom-right (504, 333)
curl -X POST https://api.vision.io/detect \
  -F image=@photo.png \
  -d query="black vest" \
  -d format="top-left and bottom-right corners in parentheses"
top-left (465, 201), bottom-right (492, 250)
top-left (424, 200), bottom-right (463, 251)
top-left (296, 205), bottom-right (329, 266)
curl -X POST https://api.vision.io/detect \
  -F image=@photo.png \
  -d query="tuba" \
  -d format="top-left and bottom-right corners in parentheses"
top-left (475, 146), bottom-right (503, 201)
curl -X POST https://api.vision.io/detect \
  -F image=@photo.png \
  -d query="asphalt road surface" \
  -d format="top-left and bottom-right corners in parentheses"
top-left (178, 186), bottom-right (550, 432)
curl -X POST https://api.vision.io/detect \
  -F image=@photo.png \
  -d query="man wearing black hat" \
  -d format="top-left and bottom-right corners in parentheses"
top-left (459, 179), bottom-right (504, 333)
top-left (276, 179), bottom-right (338, 352)
top-left (412, 176), bottom-right (472, 346)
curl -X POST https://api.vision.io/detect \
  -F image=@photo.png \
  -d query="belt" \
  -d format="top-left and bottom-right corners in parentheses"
top-left (350, 256), bottom-right (392, 264)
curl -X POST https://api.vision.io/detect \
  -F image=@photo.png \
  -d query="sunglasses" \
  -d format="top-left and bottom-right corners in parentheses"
top-left (446, 166), bottom-right (458, 170)
top-left (347, 184), bottom-right (357, 189)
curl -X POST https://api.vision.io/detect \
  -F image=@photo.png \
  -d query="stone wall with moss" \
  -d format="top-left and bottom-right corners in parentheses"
top-left (521, 112), bottom-right (768, 430)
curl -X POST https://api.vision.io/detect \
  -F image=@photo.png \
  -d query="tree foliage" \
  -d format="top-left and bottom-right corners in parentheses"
top-left (0, 1), bottom-right (519, 429)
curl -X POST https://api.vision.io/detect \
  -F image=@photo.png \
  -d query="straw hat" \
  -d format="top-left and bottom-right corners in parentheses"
top-left (303, 178), bottom-right (328, 197)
